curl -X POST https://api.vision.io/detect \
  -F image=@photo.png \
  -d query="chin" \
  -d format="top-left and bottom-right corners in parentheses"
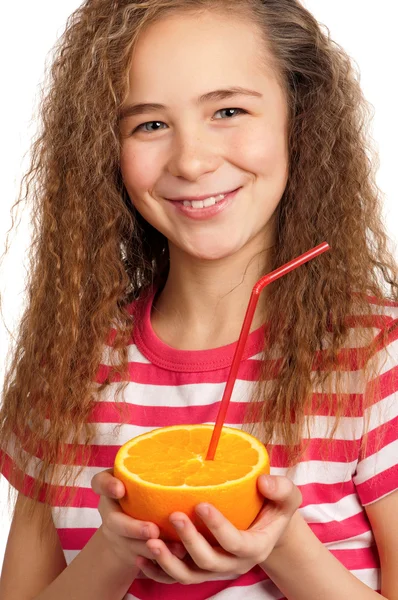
top-left (183, 242), bottom-right (241, 262)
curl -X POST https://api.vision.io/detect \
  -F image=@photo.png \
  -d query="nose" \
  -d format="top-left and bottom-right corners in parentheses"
top-left (166, 128), bottom-right (222, 181)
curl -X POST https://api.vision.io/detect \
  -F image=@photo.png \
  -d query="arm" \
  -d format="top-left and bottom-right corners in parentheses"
top-left (365, 490), bottom-right (398, 599)
top-left (260, 504), bottom-right (395, 600)
top-left (34, 526), bottom-right (139, 600)
top-left (0, 492), bottom-right (138, 600)
top-left (0, 492), bottom-right (67, 599)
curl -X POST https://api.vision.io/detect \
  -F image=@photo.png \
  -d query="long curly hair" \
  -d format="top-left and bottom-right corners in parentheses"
top-left (1, 0), bottom-right (397, 533)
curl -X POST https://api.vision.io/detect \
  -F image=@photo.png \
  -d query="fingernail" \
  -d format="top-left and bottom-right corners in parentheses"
top-left (171, 519), bottom-right (185, 530)
top-left (151, 547), bottom-right (161, 556)
top-left (196, 503), bottom-right (210, 517)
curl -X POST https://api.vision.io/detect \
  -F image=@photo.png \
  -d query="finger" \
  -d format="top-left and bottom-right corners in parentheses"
top-left (91, 468), bottom-right (125, 499)
top-left (145, 539), bottom-right (208, 584)
top-left (168, 511), bottom-right (242, 570)
top-left (193, 505), bottom-right (260, 560)
top-left (100, 495), bottom-right (160, 539)
top-left (134, 541), bottom-right (172, 561)
top-left (257, 475), bottom-right (302, 515)
top-left (135, 556), bottom-right (177, 584)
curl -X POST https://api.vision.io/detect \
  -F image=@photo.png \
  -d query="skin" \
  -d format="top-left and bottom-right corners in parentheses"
top-left (119, 10), bottom-right (290, 350)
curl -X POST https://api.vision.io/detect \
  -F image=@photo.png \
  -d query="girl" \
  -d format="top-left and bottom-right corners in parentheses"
top-left (0, 0), bottom-right (397, 599)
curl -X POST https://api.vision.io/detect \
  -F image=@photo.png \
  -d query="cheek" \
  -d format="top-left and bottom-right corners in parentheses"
top-left (120, 144), bottom-right (160, 194)
top-left (231, 119), bottom-right (288, 178)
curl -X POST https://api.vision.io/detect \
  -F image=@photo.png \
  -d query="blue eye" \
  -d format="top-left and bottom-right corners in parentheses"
top-left (213, 108), bottom-right (247, 119)
top-left (131, 107), bottom-right (247, 135)
top-left (134, 121), bottom-right (167, 133)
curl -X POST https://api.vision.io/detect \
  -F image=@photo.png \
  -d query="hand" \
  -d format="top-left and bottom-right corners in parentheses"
top-left (136, 474), bottom-right (302, 584)
top-left (91, 468), bottom-right (187, 568)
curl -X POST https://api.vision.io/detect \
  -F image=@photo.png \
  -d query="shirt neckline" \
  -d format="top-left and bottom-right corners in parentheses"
top-left (133, 287), bottom-right (268, 372)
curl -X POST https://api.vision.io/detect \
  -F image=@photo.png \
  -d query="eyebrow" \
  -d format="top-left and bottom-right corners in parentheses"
top-left (118, 86), bottom-right (263, 121)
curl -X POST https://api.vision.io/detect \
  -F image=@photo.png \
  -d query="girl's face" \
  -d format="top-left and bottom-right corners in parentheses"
top-left (119, 11), bottom-right (289, 261)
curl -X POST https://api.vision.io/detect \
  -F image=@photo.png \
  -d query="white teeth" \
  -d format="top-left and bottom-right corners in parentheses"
top-left (203, 197), bottom-right (216, 208)
top-left (181, 193), bottom-right (226, 209)
top-left (192, 200), bottom-right (204, 208)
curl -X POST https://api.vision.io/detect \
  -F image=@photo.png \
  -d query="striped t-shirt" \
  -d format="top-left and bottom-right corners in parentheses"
top-left (2, 288), bottom-right (398, 599)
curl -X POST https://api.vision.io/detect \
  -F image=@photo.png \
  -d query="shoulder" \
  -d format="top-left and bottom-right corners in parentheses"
top-left (348, 294), bottom-right (398, 335)
top-left (339, 294), bottom-right (398, 369)
top-left (353, 298), bottom-right (398, 441)
top-left (362, 296), bottom-right (398, 376)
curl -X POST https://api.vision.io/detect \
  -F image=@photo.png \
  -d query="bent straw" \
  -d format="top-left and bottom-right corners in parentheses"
top-left (205, 241), bottom-right (330, 460)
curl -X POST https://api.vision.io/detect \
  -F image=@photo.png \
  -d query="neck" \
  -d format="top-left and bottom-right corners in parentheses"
top-left (152, 237), bottom-right (274, 350)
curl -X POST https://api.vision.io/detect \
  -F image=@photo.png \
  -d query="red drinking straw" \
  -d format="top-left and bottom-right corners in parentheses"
top-left (205, 241), bottom-right (330, 460)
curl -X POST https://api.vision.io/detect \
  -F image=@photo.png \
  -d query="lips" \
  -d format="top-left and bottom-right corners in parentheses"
top-left (168, 187), bottom-right (241, 220)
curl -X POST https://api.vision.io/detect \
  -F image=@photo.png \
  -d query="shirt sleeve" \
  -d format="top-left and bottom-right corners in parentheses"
top-left (0, 426), bottom-right (53, 504)
top-left (353, 318), bottom-right (398, 506)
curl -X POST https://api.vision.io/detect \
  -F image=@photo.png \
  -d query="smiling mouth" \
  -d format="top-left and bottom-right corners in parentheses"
top-left (166, 188), bottom-right (240, 209)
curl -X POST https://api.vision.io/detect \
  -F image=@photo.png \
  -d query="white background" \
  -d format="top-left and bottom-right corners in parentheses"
top-left (0, 0), bottom-right (397, 575)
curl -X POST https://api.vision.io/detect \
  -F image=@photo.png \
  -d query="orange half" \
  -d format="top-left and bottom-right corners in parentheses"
top-left (114, 424), bottom-right (270, 542)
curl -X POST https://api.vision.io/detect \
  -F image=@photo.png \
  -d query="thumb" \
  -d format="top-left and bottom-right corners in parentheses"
top-left (257, 474), bottom-right (302, 514)
top-left (91, 468), bottom-right (125, 499)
